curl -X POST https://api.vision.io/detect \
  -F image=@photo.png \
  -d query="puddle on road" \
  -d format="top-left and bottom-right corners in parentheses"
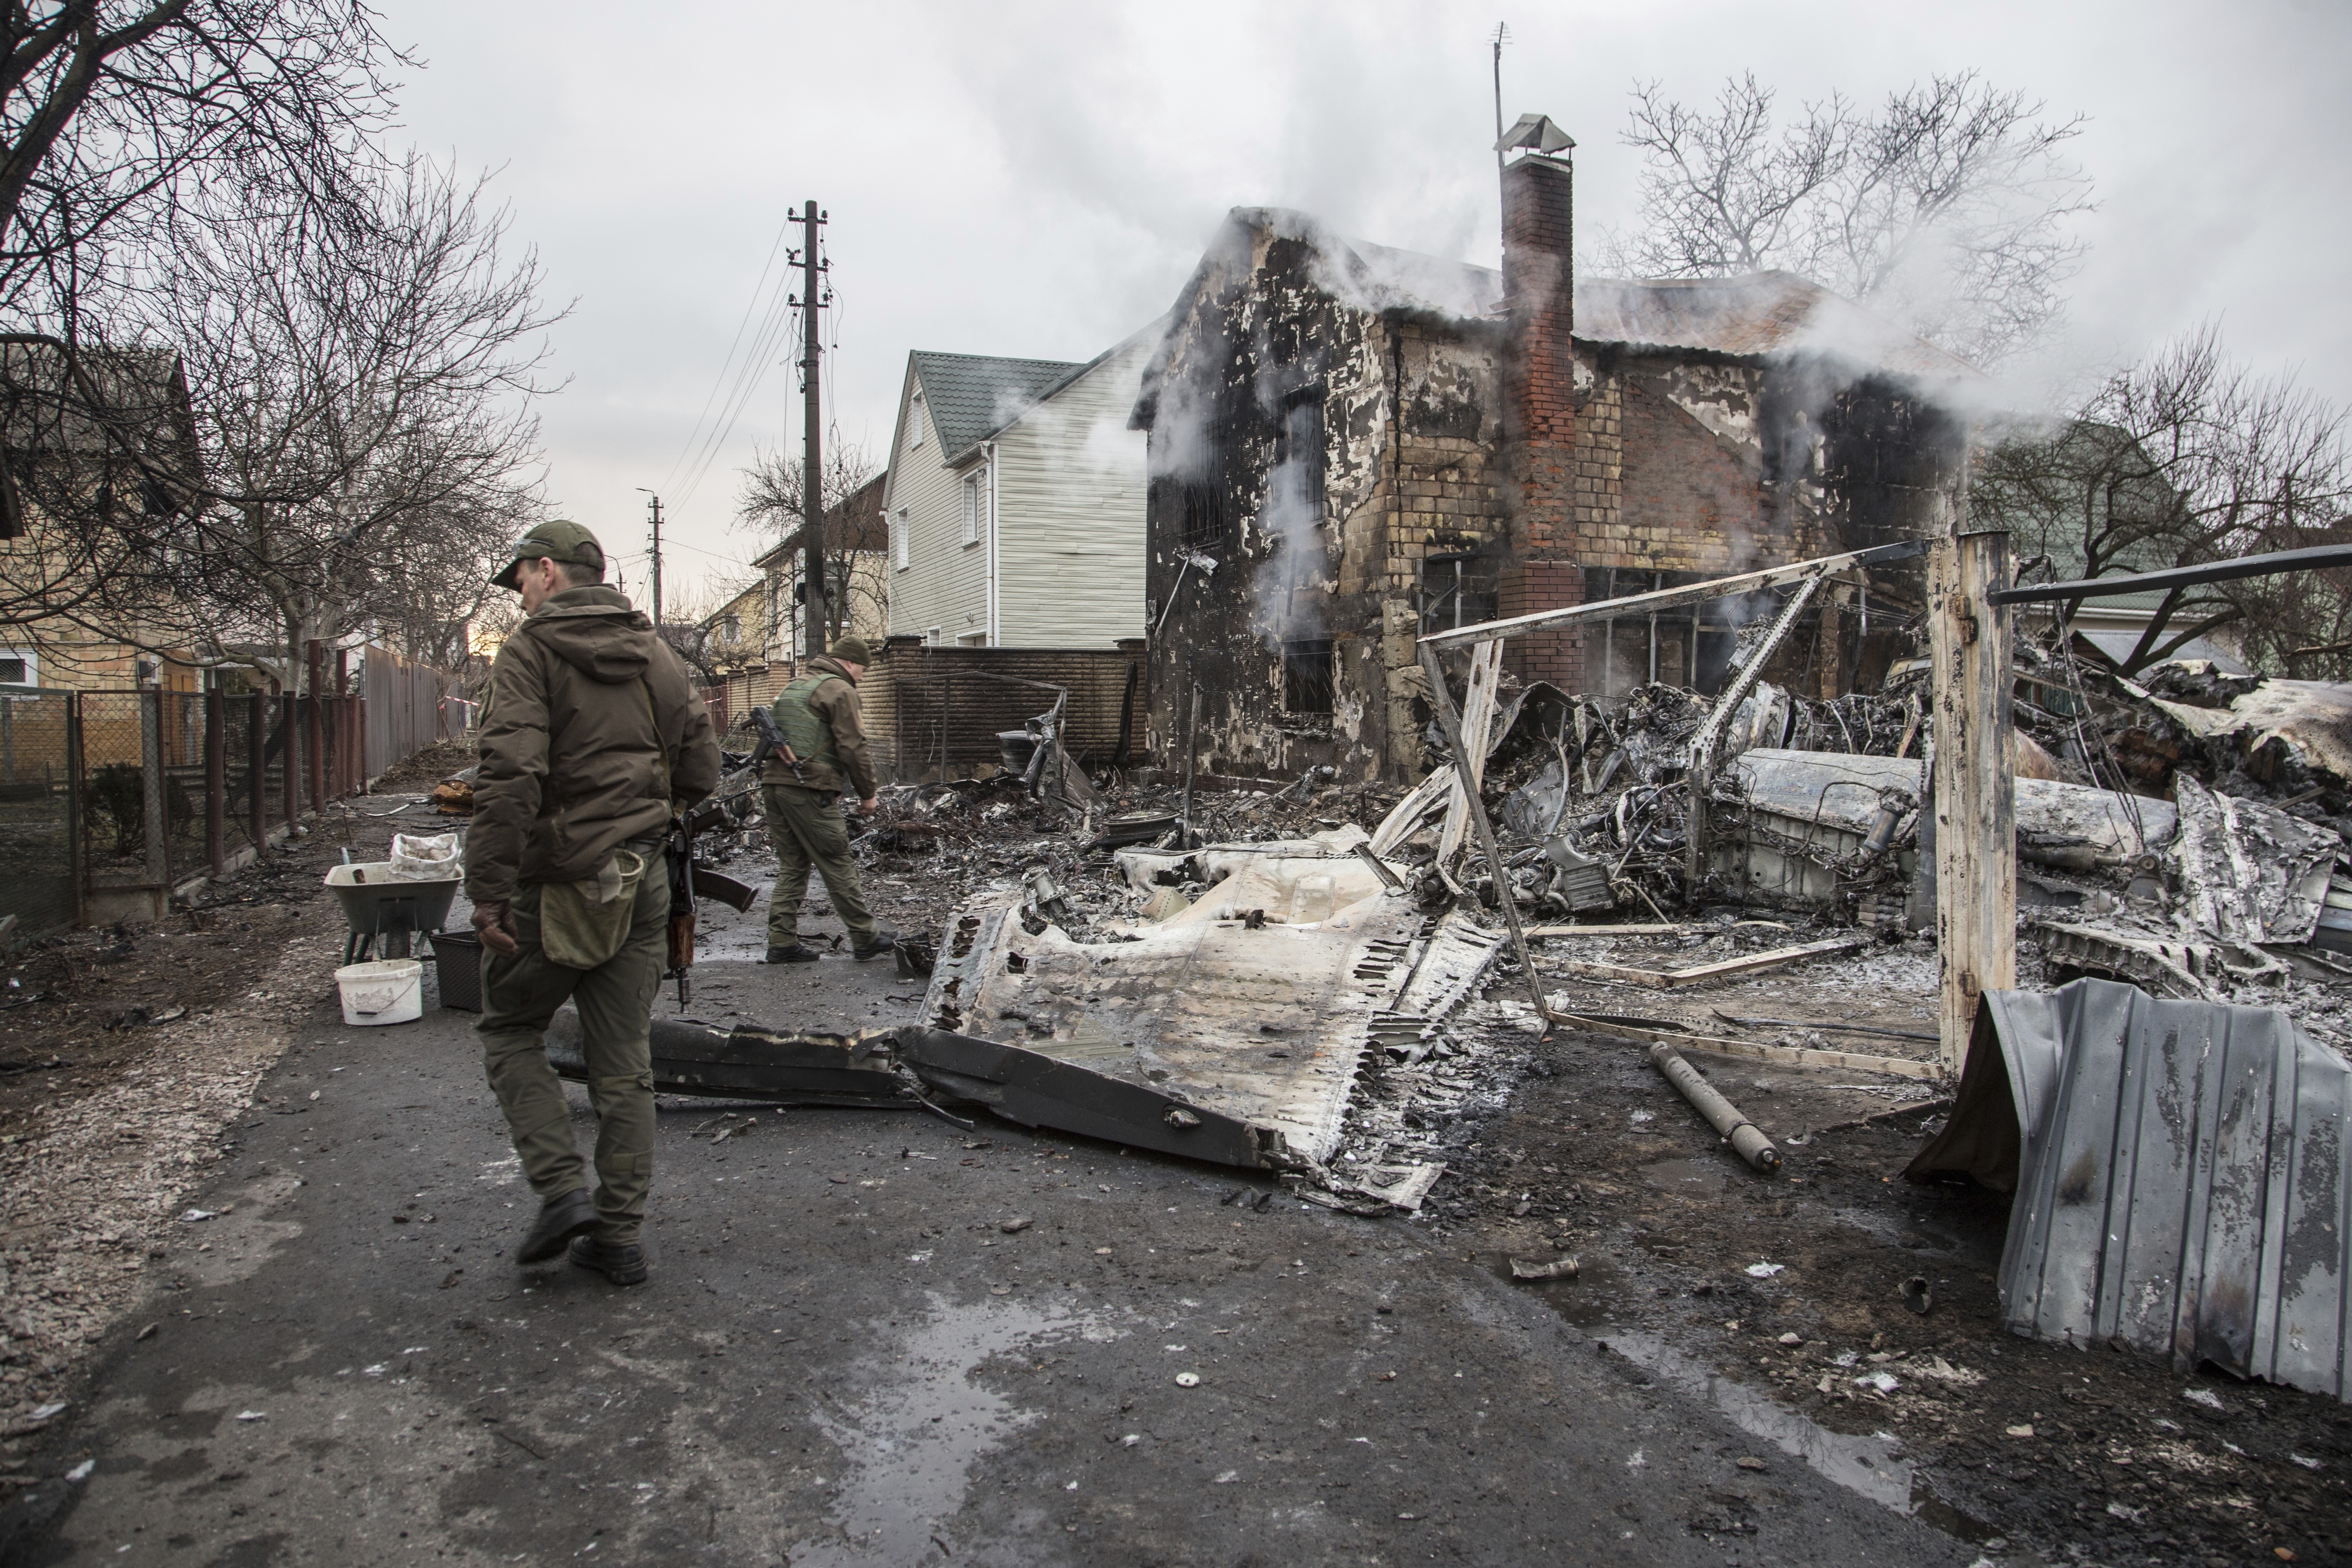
top-left (790, 1291), bottom-right (1112, 1565)
top-left (1600, 1329), bottom-right (1994, 1543)
top-left (1492, 1258), bottom-right (1991, 1543)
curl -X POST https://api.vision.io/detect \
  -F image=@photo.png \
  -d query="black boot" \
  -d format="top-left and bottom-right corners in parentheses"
top-left (765, 943), bottom-right (821, 964)
top-left (568, 1234), bottom-right (649, 1286)
top-left (852, 928), bottom-right (900, 962)
top-left (514, 1188), bottom-right (597, 1265)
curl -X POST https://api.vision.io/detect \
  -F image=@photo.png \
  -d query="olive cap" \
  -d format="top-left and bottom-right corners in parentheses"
top-left (491, 520), bottom-right (606, 591)
top-left (828, 635), bottom-right (873, 665)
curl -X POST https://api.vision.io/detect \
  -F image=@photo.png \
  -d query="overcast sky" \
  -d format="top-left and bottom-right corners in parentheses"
top-left (379, 0), bottom-right (2352, 607)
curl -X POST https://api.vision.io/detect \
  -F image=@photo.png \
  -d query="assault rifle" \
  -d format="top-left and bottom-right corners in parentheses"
top-left (658, 717), bottom-right (780, 1009)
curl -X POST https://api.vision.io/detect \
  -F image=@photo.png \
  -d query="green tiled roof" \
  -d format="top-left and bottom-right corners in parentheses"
top-left (909, 351), bottom-right (1085, 464)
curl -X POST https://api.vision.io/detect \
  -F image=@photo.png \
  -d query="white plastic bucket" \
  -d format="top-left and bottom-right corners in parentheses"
top-left (335, 959), bottom-right (424, 1026)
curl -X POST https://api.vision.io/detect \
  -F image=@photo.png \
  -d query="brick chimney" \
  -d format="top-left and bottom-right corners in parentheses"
top-left (1499, 148), bottom-right (1580, 691)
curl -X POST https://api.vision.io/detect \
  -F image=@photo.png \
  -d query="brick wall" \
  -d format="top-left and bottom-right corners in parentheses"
top-left (1498, 560), bottom-right (1583, 690)
top-left (1615, 377), bottom-right (1764, 576)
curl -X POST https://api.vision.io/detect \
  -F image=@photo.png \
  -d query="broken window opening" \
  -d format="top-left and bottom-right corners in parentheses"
top-left (1273, 388), bottom-right (1326, 519)
top-left (1282, 638), bottom-right (1336, 715)
top-left (1173, 413), bottom-right (1233, 551)
top-left (1418, 554), bottom-right (1499, 635)
top-left (1178, 480), bottom-right (1225, 550)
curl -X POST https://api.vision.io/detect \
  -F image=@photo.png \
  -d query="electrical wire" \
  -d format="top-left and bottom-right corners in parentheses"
top-left (663, 211), bottom-right (797, 492)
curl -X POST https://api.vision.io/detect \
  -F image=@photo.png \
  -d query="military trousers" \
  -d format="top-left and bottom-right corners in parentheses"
top-left (475, 864), bottom-right (668, 1243)
top-left (762, 783), bottom-right (878, 948)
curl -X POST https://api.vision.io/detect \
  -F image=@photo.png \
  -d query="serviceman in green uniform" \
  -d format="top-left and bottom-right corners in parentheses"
top-left (466, 521), bottom-right (721, 1286)
top-left (762, 634), bottom-right (897, 964)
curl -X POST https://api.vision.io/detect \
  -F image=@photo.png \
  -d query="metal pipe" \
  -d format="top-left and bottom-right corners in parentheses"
top-left (1421, 538), bottom-right (1928, 649)
top-left (1180, 682), bottom-right (1199, 844)
top-left (248, 692), bottom-right (266, 845)
top-left (1648, 1041), bottom-right (1781, 1173)
top-left (205, 686), bottom-right (224, 878)
top-left (1985, 542), bottom-right (2352, 606)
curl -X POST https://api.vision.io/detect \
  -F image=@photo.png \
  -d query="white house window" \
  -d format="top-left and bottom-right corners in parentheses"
top-left (720, 616), bottom-right (741, 646)
top-left (892, 506), bottom-right (910, 571)
top-left (907, 394), bottom-right (925, 450)
top-left (0, 650), bottom-right (32, 686)
top-left (961, 467), bottom-right (988, 548)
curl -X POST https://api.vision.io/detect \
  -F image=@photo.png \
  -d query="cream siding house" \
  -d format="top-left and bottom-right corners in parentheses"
top-left (880, 322), bottom-right (1159, 649)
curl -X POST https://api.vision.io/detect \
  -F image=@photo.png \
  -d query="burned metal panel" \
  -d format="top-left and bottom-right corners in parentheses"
top-left (547, 1012), bottom-right (910, 1108)
top-left (1917, 979), bottom-right (2352, 1402)
top-left (896, 1028), bottom-right (1286, 1168)
top-left (920, 887), bottom-right (1426, 1163)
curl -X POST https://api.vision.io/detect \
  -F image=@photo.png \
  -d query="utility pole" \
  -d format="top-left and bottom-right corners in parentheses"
top-left (790, 200), bottom-right (831, 662)
top-left (1491, 21), bottom-right (1510, 182)
top-left (637, 488), bottom-right (664, 627)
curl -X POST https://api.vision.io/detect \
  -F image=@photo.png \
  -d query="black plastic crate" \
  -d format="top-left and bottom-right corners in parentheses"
top-left (430, 928), bottom-right (484, 1012)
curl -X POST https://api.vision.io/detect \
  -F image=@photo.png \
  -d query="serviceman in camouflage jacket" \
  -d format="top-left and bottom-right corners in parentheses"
top-left (466, 521), bottom-right (721, 1287)
top-left (762, 635), bottom-right (896, 964)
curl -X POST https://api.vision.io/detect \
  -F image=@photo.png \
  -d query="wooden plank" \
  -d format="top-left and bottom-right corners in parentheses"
top-left (1547, 1009), bottom-right (1945, 1081)
top-left (1547, 934), bottom-right (1868, 990)
top-left (1418, 640), bottom-right (1548, 1023)
top-left (1929, 531), bottom-right (2017, 1073)
top-left (1369, 765), bottom-right (1454, 856)
top-left (1524, 923), bottom-right (1690, 937)
top-left (1416, 539), bottom-right (1928, 649)
top-left (1436, 639), bottom-right (1505, 865)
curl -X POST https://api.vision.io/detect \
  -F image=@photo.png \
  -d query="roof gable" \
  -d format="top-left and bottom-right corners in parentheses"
top-left (908, 351), bottom-right (1084, 464)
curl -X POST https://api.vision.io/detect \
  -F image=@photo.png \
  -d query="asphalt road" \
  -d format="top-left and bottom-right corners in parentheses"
top-left (10, 941), bottom-right (1975, 1567)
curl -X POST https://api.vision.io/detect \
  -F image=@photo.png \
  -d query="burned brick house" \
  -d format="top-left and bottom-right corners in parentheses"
top-left (1131, 143), bottom-right (1977, 784)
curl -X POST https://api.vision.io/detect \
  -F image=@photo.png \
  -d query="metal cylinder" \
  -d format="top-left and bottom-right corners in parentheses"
top-left (1647, 1041), bottom-right (1782, 1173)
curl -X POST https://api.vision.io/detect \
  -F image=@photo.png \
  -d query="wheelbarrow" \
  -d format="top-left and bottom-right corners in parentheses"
top-left (326, 862), bottom-right (462, 964)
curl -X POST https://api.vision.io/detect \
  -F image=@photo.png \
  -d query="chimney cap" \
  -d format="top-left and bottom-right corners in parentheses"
top-left (1497, 113), bottom-right (1576, 157)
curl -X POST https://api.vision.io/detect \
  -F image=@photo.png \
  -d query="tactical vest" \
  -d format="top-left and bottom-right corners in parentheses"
top-left (772, 672), bottom-right (844, 770)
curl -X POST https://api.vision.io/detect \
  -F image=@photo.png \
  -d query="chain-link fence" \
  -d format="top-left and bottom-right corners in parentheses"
top-left (0, 692), bottom-right (78, 937)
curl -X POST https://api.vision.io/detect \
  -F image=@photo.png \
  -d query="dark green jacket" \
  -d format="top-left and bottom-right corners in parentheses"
top-left (761, 655), bottom-right (876, 799)
top-left (467, 586), bottom-right (722, 903)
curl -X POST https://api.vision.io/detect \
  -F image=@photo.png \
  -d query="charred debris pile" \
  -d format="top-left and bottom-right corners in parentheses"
top-left (658, 620), bottom-right (2352, 1204)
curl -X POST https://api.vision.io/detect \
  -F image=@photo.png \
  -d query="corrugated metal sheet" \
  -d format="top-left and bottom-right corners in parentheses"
top-left (1911, 978), bottom-right (2352, 1402)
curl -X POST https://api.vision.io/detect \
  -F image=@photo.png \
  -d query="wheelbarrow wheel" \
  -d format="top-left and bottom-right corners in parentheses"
top-left (380, 930), bottom-right (413, 960)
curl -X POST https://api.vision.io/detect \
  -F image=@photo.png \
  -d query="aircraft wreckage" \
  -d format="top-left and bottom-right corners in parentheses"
top-left (548, 827), bottom-right (1503, 1210)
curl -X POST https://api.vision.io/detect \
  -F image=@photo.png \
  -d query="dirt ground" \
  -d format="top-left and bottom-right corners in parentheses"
top-left (1426, 927), bottom-right (2352, 1567)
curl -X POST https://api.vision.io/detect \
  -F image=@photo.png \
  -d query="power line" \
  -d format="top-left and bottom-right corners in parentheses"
top-left (674, 293), bottom-right (801, 509)
top-left (662, 210), bottom-right (797, 493)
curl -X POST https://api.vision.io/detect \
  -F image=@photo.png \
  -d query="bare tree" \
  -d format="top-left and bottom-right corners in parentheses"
top-left (1593, 71), bottom-right (2093, 366)
top-left (733, 438), bottom-right (884, 651)
top-left (0, 4), bottom-right (419, 654)
top-left (0, 2), bottom-right (400, 329)
top-left (1976, 325), bottom-right (2352, 674)
top-left (147, 153), bottom-right (562, 688)
top-left (656, 573), bottom-right (761, 686)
